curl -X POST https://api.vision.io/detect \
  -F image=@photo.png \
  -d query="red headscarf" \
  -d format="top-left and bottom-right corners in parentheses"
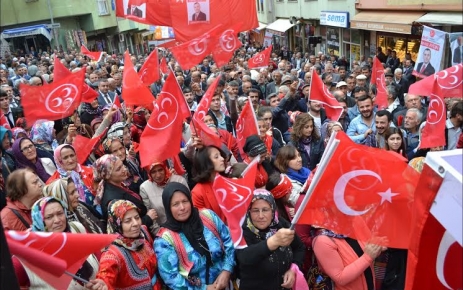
top-left (148, 162), bottom-right (172, 187)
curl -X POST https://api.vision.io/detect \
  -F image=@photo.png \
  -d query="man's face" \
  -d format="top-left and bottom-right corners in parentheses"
top-left (404, 111), bottom-right (418, 130)
top-left (309, 101), bottom-right (321, 113)
top-left (184, 92), bottom-right (194, 104)
top-left (0, 96), bottom-right (9, 110)
top-left (273, 73), bottom-right (282, 83)
top-left (356, 79), bottom-right (366, 87)
top-left (406, 94), bottom-right (421, 109)
top-left (242, 82), bottom-right (252, 94)
top-left (269, 96), bottom-right (279, 108)
top-left (3, 87), bottom-right (13, 98)
top-left (405, 60), bottom-right (411, 67)
top-left (203, 59), bottom-right (209, 66)
top-left (192, 73), bottom-right (200, 82)
top-left (347, 79), bottom-right (355, 91)
top-left (302, 86), bottom-right (310, 97)
top-left (338, 69), bottom-right (346, 78)
top-left (99, 81), bottom-right (109, 93)
top-left (324, 74), bottom-right (333, 85)
top-left (227, 85), bottom-right (238, 96)
top-left (354, 91), bottom-right (367, 103)
top-left (358, 98), bottom-right (373, 119)
top-left (201, 74), bottom-right (207, 83)
top-left (424, 50), bottom-right (431, 63)
top-left (89, 74), bottom-right (99, 83)
top-left (375, 115), bottom-right (389, 134)
top-left (339, 102), bottom-right (348, 118)
top-left (385, 76), bottom-right (393, 83)
top-left (113, 75), bottom-right (122, 86)
top-left (203, 114), bottom-right (214, 126)
top-left (338, 85), bottom-right (347, 94)
top-left (325, 65), bottom-right (333, 74)
top-left (210, 95), bottom-right (221, 111)
top-left (361, 69), bottom-right (370, 78)
top-left (249, 92), bottom-right (259, 106)
top-left (194, 3), bottom-right (200, 13)
top-left (303, 64), bottom-right (310, 72)
top-left (395, 71), bottom-right (402, 80)
top-left (309, 56), bottom-right (315, 64)
top-left (304, 73), bottom-right (311, 84)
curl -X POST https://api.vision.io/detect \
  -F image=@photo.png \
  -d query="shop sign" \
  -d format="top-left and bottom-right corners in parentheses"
top-left (320, 11), bottom-right (349, 28)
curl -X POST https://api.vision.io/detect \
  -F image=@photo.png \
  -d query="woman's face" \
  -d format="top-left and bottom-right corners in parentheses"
top-left (20, 139), bottom-right (37, 162)
top-left (66, 182), bottom-right (80, 210)
top-left (301, 121), bottom-right (314, 138)
top-left (91, 98), bottom-right (99, 109)
top-left (387, 133), bottom-right (402, 152)
top-left (170, 191), bottom-right (192, 222)
top-left (110, 140), bottom-right (126, 161)
top-left (257, 120), bottom-right (267, 137)
top-left (121, 208), bottom-right (142, 238)
top-left (109, 159), bottom-right (128, 184)
top-left (123, 128), bottom-right (131, 147)
top-left (73, 116), bottom-right (82, 127)
top-left (43, 202), bottom-right (67, 233)
top-left (288, 150), bottom-right (303, 171)
top-left (25, 171), bottom-right (43, 201)
top-left (2, 134), bottom-right (11, 150)
top-left (209, 147), bottom-right (225, 173)
top-left (150, 165), bottom-right (166, 184)
top-left (60, 147), bottom-right (77, 171)
top-left (250, 199), bottom-right (273, 230)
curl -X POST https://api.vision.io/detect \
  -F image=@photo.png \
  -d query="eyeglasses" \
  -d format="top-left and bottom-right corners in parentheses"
top-left (20, 144), bottom-right (35, 153)
top-left (250, 207), bottom-right (272, 215)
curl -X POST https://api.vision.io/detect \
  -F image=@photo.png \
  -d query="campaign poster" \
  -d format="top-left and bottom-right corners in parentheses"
top-left (449, 32), bottom-right (463, 66)
top-left (264, 32), bottom-right (273, 48)
top-left (123, 0), bottom-right (147, 19)
top-left (187, 0), bottom-right (210, 24)
top-left (413, 26), bottom-right (446, 79)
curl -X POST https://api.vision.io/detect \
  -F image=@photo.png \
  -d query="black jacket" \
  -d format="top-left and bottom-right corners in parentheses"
top-left (208, 109), bottom-right (234, 134)
top-left (289, 138), bottom-right (325, 171)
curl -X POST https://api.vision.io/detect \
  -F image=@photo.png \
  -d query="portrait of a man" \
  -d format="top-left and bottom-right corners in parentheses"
top-left (416, 48), bottom-right (436, 76)
top-left (191, 2), bottom-right (207, 22)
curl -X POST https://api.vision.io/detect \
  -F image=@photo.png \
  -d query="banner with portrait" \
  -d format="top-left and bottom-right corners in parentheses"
top-left (413, 26), bottom-right (446, 79)
top-left (449, 32), bottom-right (463, 66)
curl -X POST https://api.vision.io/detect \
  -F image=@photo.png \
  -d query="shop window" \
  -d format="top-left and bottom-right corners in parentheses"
top-left (97, 0), bottom-right (110, 16)
top-left (377, 35), bottom-right (421, 63)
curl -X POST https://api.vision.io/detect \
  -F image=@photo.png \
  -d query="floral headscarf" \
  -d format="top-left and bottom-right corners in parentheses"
top-left (11, 127), bottom-right (28, 140)
top-left (93, 154), bottom-right (120, 205)
top-left (245, 189), bottom-right (280, 240)
top-left (148, 162), bottom-right (172, 187)
top-left (31, 196), bottom-right (68, 232)
top-left (42, 178), bottom-right (79, 222)
top-left (30, 120), bottom-right (58, 149)
top-left (107, 199), bottom-right (145, 251)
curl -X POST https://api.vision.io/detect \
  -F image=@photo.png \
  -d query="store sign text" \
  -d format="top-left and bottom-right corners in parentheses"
top-left (320, 11), bottom-right (349, 28)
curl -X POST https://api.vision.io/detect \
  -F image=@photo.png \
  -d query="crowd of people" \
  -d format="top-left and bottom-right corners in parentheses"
top-left (0, 42), bottom-right (461, 290)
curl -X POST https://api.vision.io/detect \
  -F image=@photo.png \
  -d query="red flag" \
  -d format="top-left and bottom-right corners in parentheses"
top-left (6, 231), bottom-right (116, 290)
top-left (409, 63), bottom-right (463, 98)
top-left (73, 128), bottom-right (108, 164)
top-left (212, 159), bottom-right (258, 248)
top-left (420, 79), bottom-right (446, 149)
top-left (236, 99), bottom-right (259, 157)
top-left (297, 132), bottom-right (420, 248)
top-left (138, 49), bottom-right (160, 86)
top-left (160, 57), bottom-right (169, 75)
top-left (53, 56), bottom-right (98, 103)
top-left (122, 51), bottom-right (156, 106)
top-left (212, 24), bottom-right (242, 68)
top-left (191, 76), bottom-right (222, 148)
top-left (80, 45), bottom-right (104, 62)
top-left (371, 56), bottom-right (388, 109)
top-left (138, 73), bottom-right (190, 168)
top-left (170, 154), bottom-right (186, 176)
top-left (310, 70), bottom-right (343, 121)
top-left (20, 69), bottom-right (85, 125)
top-left (115, 0), bottom-right (172, 27)
top-left (158, 40), bottom-right (181, 49)
top-left (248, 45), bottom-right (272, 69)
top-left (405, 164), bottom-right (462, 290)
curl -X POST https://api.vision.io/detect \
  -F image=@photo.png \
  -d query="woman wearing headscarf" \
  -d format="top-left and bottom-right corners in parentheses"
top-left (30, 119), bottom-right (59, 156)
top-left (139, 161), bottom-right (189, 233)
top-left (1, 127), bottom-right (15, 182)
top-left (236, 189), bottom-right (306, 290)
top-left (93, 154), bottom-right (155, 230)
top-left (11, 127), bottom-right (28, 140)
top-left (130, 107), bottom-right (148, 143)
top-left (80, 98), bottom-right (103, 126)
top-left (11, 137), bottom-right (57, 183)
top-left (11, 196), bottom-right (99, 289)
top-left (155, 182), bottom-right (235, 290)
top-left (86, 200), bottom-right (162, 290)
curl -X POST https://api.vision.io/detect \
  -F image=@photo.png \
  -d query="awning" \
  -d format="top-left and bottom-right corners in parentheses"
top-left (253, 22), bottom-right (268, 32)
top-left (350, 11), bottom-right (425, 34)
top-left (417, 12), bottom-right (463, 26)
top-left (1, 24), bottom-right (52, 41)
top-left (266, 19), bottom-right (295, 36)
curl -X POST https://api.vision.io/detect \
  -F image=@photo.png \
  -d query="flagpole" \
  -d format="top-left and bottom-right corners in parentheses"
top-left (64, 271), bottom-right (90, 285)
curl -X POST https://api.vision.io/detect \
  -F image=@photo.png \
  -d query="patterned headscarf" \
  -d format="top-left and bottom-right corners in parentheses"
top-left (245, 189), bottom-right (280, 240)
top-left (148, 162), bottom-right (172, 186)
top-left (31, 196), bottom-right (68, 232)
top-left (132, 107), bottom-right (147, 129)
top-left (93, 154), bottom-right (120, 205)
top-left (107, 199), bottom-right (145, 251)
top-left (42, 178), bottom-right (79, 222)
top-left (30, 120), bottom-right (58, 149)
top-left (11, 127), bottom-right (28, 140)
top-left (102, 137), bottom-right (121, 154)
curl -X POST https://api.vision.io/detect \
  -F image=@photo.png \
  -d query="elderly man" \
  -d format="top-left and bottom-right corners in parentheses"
top-left (393, 68), bottom-right (409, 105)
top-left (266, 70), bottom-right (283, 97)
top-left (404, 108), bottom-right (422, 160)
top-left (356, 74), bottom-right (367, 87)
top-left (385, 85), bottom-right (403, 116)
top-left (393, 94), bottom-right (427, 127)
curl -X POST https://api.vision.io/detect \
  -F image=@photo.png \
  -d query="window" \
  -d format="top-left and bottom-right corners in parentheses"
top-left (256, 0), bottom-right (264, 12)
top-left (288, 0), bottom-right (298, 2)
top-left (97, 0), bottom-right (110, 16)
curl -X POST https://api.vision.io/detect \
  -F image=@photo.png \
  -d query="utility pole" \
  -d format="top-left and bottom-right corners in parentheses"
top-left (46, 0), bottom-right (59, 50)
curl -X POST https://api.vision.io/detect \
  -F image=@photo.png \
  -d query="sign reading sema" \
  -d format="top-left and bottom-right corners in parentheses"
top-left (320, 11), bottom-right (350, 28)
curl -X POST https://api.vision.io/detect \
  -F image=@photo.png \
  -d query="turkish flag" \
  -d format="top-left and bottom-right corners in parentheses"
top-left (6, 231), bottom-right (116, 290)
top-left (122, 51), bottom-right (156, 106)
top-left (138, 49), bottom-right (160, 86)
top-left (160, 57), bottom-right (169, 75)
top-left (248, 45), bottom-right (272, 69)
top-left (191, 76), bottom-right (222, 148)
top-left (212, 24), bottom-right (242, 68)
top-left (420, 79), bottom-right (446, 149)
top-left (236, 98), bottom-right (259, 158)
top-left (297, 132), bottom-right (420, 249)
top-left (371, 57), bottom-right (388, 109)
top-left (20, 69), bottom-right (85, 125)
top-left (408, 63), bottom-right (463, 98)
top-left (73, 128), bottom-right (108, 164)
top-left (115, 0), bottom-right (172, 27)
top-left (138, 72), bottom-right (190, 168)
top-left (53, 56), bottom-right (98, 103)
top-left (212, 158), bottom-right (258, 248)
top-left (405, 164), bottom-right (462, 290)
top-left (80, 45), bottom-right (104, 62)
top-left (310, 70), bottom-right (343, 121)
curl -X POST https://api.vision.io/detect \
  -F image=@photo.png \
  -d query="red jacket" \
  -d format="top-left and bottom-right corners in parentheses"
top-left (191, 182), bottom-right (227, 224)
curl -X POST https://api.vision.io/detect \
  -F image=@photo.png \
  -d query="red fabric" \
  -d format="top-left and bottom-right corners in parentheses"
top-left (47, 165), bottom-right (95, 196)
top-left (236, 100), bottom-right (259, 158)
top-left (409, 63), bottom-right (463, 98)
top-left (138, 49), bottom-right (160, 86)
top-left (0, 113), bottom-right (11, 129)
top-left (405, 164), bottom-right (462, 289)
top-left (115, 0), bottom-right (172, 27)
top-left (80, 45), bottom-right (103, 62)
top-left (171, 154), bottom-right (186, 176)
top-left (212, 160), bottom-right (258, 248)
top-left (371, 57), bottom-right (388, 109)
top-left (20, 69), bottom-right (86, 125)
top-left (219, 129), bottom-right (240, 161)
top-left (420, 79), bottom-right (446, 149)
top-left (159, 57), bottom-right (169, 75)
top-left (457, 133), bottom-right (463, 149)
top-left (138, 72), bottom-right (190, 168)
top-left (122, 51), bottom-right (156, 107)
top-left (191, 182), bottom-right (227, 223)
top-left (212, 24), bottom-right (242, 68)
top-left (309, 70), bottom-right (343, 121)
top-left (5, 231), bottom-right (117, 290)
top-left (73, 128), bottom-right (108, 164)
top-left (248, 45), bottom-right (272, 69)
top-left (158, 40), bottom-right (180, 49)
top-left (297, 131), bottom-right (420, 249)
top-left (191, 76), bottom-right (222, 148)
top-left (397, 115), bottom-right (404, 127)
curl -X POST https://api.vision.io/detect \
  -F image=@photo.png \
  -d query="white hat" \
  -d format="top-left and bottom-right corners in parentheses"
top-left (336, 81), bottom-right (348, 88)
top-left (12, 57), bottom-right (18, 61)
top-left (356, 74), bottom-right (367, 80)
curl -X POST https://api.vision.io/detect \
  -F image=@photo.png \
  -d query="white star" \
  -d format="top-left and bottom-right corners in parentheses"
top-left (377, 188), bottom-right (398, 205)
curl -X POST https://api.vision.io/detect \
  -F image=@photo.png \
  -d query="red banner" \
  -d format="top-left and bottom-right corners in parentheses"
top-left (248, 45), bottom-right (272, 69)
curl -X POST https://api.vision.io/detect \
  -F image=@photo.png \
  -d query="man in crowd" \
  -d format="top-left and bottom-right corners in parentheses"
top-left (347, 95), bottom-right (376, 144)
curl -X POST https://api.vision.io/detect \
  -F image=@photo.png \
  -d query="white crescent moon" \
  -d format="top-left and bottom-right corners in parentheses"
top-left (436, 230), bottom-right (455, 290)
top-left (334, 170), bottom-right (381, 216)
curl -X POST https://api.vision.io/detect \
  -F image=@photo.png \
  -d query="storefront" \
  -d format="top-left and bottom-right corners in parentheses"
top-left (0, 24), bottom-right (52, 53)
top-left (265, 18), bottom-right (296, 52)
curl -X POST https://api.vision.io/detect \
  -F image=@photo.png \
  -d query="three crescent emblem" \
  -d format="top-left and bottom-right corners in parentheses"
top-left (252, 53), bottom-right (265, 65)
top-left (215, 178), bottom-right (251, 213)
top-left (188, 36), bottom-right (209, 56)
top-left (220, 29), bottom-right (236, 52)
top-left (436, 64), bottom-right (462, 90)
top-left (427, 95), bottom-right (445, 125)
top-left (146, 92), bottom-right (178, 130)
top-left (45, 84), bottom-right (78, 114)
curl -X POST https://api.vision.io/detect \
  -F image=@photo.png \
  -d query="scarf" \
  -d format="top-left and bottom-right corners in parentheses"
top-left (82, 102), bottom-right (102, 116)
top-left (245, 189), bottom-right (280, 240)
top-left (30, 120), bottom-right (59, 150)
top-left (148, 162), bottom-right (172, 187)
top-left (300, 136), bottom-right (312, 164)
top-left (43, 179), bottom-right (79, 222)
top-left (11, 137), bottom-right (51, 183)
top-left (286, 167), bottom-right (311, 184)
